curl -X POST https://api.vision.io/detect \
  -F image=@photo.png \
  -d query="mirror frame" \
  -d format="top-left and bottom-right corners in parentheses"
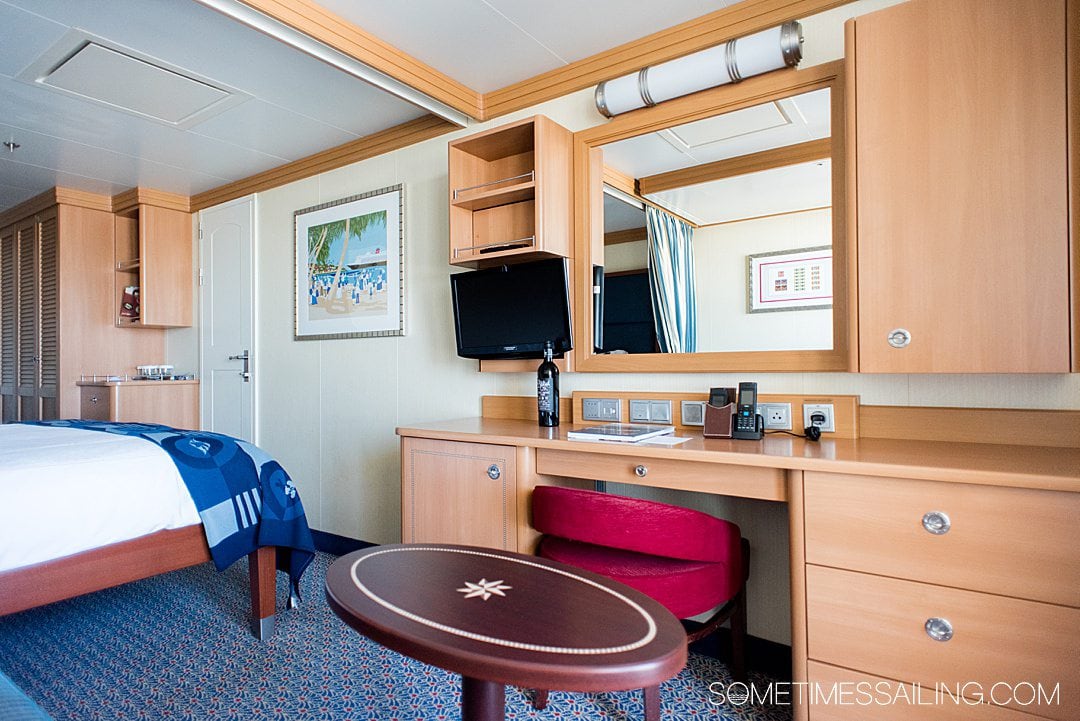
top-left (572, 60), bottom-right (855, 372)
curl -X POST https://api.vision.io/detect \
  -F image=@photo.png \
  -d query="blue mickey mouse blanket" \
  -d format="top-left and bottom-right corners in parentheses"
top-left (25, 420), bottom-right (316, 596)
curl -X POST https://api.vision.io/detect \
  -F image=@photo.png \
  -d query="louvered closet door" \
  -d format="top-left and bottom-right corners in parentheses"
top-left (15, 218), bottom-right (39, 420)
top-left (0, 224), bottom-right (17, 423)
top-left (36, 210), bottom-right (58, 419)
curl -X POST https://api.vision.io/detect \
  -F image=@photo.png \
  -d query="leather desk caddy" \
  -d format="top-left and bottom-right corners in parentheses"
top-left (703, 386), bottom-right (736, 438)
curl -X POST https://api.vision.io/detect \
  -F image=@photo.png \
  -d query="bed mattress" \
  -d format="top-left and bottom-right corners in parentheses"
top-left (0, 424), bottom-right (200, 572)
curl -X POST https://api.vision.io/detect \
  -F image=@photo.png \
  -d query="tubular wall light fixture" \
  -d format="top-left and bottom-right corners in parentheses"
top-left (595, 21), bottom-right (803, 118)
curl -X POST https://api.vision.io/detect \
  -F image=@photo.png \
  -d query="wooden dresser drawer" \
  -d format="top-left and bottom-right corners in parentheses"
top-left (806, 565), bottom-right (1078, 721)
top-left (536, 448), bottom-right (786, 501)
top-left (804, 472), bottom-right (1080, 607)
top-left (79, 385), bottom-right (111, 421)
top-left (805, 661), bottom-right (1040, 721)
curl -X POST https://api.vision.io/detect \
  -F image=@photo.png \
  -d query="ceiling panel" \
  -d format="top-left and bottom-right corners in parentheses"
top-left (191, 100), bottom-right (361, 162)
top-left (0, 83), bottom-right (290, 181)
top-left (0, 1), bottom-right (67, 77)
top-left (316, 0), bottom-right (563, 93)
top-left (316, 0), bottom-right (738, 93)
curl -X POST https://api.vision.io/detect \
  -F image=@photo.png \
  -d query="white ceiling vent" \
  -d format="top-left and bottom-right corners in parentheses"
top-left (18, 30), bottom-right (249, 129)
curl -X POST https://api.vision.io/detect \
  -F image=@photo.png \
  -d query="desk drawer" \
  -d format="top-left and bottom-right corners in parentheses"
top-left (805, 661), bottom-right (1041, 721)
top-left (804, 472), bottom-right (1080, 607)
top-left (536, 448), bottom-right (786, 501)
top-left (806, 565), bottom-right (1078, 721)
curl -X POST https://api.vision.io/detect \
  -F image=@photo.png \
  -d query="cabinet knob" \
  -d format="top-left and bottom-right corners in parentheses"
top-left (486, 464), bottom-right (501, 480)
top-left (922, 511), bottom-right (951, 535)
top-left (924, 617), bottom-right (954, 642)
top-left (89, 395), bottom-right (99, 404)
top-left (887, 328), bottom-right (912, 348)
top-left (634, 464), bottom-right (648, 478)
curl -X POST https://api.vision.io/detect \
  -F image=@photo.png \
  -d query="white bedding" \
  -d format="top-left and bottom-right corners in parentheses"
top-left (0, 424), bottom-right (201, 572)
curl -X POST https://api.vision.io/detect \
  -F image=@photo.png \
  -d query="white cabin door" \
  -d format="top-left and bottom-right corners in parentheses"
top-left (198, 197), bottom-right (255, 442)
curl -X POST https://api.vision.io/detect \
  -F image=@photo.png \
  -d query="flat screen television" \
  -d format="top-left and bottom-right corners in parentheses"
top-left (451, 258), bottom-right (573, 360)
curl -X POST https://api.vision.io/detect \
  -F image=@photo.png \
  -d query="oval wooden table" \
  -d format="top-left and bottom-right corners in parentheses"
top-left (325, 543), bottom-right (688, 721)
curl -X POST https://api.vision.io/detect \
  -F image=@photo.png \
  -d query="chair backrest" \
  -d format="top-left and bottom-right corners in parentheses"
top-left (531, 485), bottom-right (740, 563)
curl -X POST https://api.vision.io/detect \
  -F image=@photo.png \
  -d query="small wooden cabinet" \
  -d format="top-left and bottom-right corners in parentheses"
top-left (448, 115), bottom-right (572, 267)
top-left (803, 472), bottom-right (1080, 721)
top-left (849, 0), bottom-right (1073, 372)
top-left (400, 437), bottom-right (517, 549)
top-left (79, 380), bottom-right (199, 429)
top-left (114, 195), bottom-right (192, 328)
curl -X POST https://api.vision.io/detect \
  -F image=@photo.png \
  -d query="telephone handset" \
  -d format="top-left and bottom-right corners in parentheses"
top-left (731, 381), bottom-right (764, 440)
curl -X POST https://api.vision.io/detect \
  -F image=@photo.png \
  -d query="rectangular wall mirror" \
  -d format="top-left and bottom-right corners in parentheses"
top-left (573, 61), bottom-right (853, 372)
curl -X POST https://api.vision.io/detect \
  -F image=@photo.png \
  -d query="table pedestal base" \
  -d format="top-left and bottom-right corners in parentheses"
top-left (461, 676), bottom-right (506, 721)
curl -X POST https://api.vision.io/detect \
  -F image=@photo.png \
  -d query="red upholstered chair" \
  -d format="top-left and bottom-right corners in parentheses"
top-left (530, 485), bottom-right (750, 717)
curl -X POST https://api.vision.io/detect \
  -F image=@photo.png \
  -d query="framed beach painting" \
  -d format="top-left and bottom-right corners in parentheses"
top-left (294, 185), bottom-right (405, 340)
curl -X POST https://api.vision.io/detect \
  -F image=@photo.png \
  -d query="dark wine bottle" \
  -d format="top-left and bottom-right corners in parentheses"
top-left (536, 341), bottom-right (559, 427)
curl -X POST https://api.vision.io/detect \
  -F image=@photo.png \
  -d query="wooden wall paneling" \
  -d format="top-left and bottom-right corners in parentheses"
top-left (853, 0), bottom-right (1069, 372)
top-left (480, 394), bottom-right (574, 423)
top-left (859, 405), bottom-right (1080, 448)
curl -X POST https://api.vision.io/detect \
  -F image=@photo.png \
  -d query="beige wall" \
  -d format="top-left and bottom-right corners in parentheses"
top-left (169, 0), bottom-right (1079, 645)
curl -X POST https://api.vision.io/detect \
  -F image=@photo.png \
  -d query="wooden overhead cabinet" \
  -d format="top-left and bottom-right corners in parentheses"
top-left (114, 199), bottom-right (192, 328)
top-left (448, 115), bottom-right (572, 267)
top-left (849, 0), bottom-right (1074, 372)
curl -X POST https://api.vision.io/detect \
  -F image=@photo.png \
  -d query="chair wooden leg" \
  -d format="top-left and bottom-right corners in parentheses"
top-left (531, 688), bottom-right (549, 710)
top-left (730, 587), bottom-right (748, 682)
top-left (643, 685), bottom-right (660, 721)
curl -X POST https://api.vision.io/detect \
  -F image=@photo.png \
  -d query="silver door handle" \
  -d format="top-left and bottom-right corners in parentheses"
top-left (228, 350), bottom-right (251, 382)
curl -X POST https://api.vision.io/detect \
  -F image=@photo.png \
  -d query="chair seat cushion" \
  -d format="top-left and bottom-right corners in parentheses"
top-left (539, 536), bottom-right (740, 619)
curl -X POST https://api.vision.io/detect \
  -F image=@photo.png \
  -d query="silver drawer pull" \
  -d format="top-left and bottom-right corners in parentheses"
top-left (922, 511), bottom-right (951, 535)
top-left (634, 464), bottom-right (648, 478)
top-left (88, 395), bottom-right (99, 404)
top-left (486, 464), bottom-right (501, 480)
top-left (925, 617), bottom-right (954, 642)
top-left (887, 328), bottom-right (912, 348)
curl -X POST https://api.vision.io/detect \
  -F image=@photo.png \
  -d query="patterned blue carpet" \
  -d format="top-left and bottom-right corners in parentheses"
top-left (0, 553), bottom-right (791, 720)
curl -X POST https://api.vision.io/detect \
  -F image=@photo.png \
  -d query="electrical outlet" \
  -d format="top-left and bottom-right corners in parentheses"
top-left (760, 402), bottom-right (792, 430)
top-left (629, 400), bottom-right (651, 422)
top-left (681, 401), bottom-right (705, 426)
top-left (803, 403), bottom-right (835, 433)
top-left (582, 398), bottom-right (621, 422)
top-left (649, 400), bottom-right (672, 423)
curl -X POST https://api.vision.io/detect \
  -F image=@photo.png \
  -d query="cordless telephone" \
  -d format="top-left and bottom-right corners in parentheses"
top-left (731, 382), bottom-right (763, 440)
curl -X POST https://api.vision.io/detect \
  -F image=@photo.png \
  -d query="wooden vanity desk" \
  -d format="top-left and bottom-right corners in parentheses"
top-left (398, 415), bottom-right (1080, 721)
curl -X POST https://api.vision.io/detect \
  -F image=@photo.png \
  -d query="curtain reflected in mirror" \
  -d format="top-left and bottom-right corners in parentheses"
top-left (596, 87), bottom-right (834, 355)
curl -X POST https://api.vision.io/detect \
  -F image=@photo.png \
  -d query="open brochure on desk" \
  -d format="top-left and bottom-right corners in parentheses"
top-left (566, 423), bottom-right (676, 443)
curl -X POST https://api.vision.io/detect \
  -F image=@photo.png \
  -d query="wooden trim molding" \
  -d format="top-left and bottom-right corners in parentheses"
top-left (233, 0), bottom-right (482, 118)
top-left (604, 227), bottom-right (647, 245)
top-left (191, 114), bottom-right (456, 211)
top-left (481, 0), bottom-right (854, 119)
top-left (0, 188), bottom-right (113, 227)
top-left (112, 187), bottom-right (191, 214)
top-left (638, 138), bottom-right (831, 195)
